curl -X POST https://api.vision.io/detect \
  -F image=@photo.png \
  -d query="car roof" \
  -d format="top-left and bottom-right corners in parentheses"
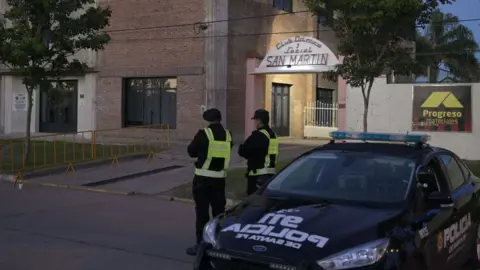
top-left (310, 141), bottom-right (439, 160)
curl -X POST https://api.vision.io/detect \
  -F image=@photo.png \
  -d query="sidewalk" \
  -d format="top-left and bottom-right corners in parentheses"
top-left (156, 141), bottom-right (320, 168)
top-left (3, 141), bottom-right (319, 196)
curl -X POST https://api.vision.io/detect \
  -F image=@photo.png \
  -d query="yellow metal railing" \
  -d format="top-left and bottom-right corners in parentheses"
top-left (0, 124), bottom-right (170, 178)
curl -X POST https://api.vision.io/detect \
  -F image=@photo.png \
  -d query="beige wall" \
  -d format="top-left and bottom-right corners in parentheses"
top-left (263, 1), bottom-right (316, 138)
top-left (228, 0), bottom-right (318, 138)
top-left (264, 74), bottom-right (314, 137)
top-left (316, 22), bottom-right (338, 94)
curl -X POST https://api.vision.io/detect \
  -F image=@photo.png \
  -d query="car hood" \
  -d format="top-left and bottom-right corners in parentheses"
top-left (216, 196), bottom-right (405, 264)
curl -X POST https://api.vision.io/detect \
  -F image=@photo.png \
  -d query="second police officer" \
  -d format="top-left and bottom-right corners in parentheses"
top-left (186, 108), bottom-right (233, 256)
top-left (238, 109), bottom-right (279, 195)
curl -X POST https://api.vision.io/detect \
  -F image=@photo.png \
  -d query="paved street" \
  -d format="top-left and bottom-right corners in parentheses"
top-left (0, 182), bottom-right (195, 270)
top-left (1, 182), bottom-right (478, 270)
top-left (0, 142), bottom-right (317, 270)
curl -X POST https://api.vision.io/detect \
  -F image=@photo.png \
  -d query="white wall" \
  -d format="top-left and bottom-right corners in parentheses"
top-left (0, 74), bottom-right (97, 135)
top-left (346, 75), bottom-right (480, 160)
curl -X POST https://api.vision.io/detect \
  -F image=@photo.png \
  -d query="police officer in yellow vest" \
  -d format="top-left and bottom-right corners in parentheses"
top-left (186, 108), bottom-right (232, 256)
top-left (238, 109), bottom-right (279, 195)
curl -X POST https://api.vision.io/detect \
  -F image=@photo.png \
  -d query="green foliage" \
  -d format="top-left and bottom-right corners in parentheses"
top-left (302, 0), bottom-right (456, 131)
top-left (0, 0), bottom-right (111, 161)
top-left (0, 0), bottom-right (112, 90)
top-left (303, 0), bottom-right (442, 87)
top-left (415, 9), bottom-right (479, 82)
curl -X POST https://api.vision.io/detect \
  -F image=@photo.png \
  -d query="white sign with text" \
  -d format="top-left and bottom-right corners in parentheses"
top-left (253, 36), bottom-right (339, 74)
top-left (13, 93), bottom-right (27, 111)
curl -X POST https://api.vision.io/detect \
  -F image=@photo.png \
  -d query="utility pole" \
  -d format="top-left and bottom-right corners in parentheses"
top-left (203, 0), bottom-right (228, 126)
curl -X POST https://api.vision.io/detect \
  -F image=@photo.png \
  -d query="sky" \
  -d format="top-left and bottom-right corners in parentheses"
top-left (416, 0), bottom-right (480, 81)
top-left (440, 0), bottom-right (480, 57)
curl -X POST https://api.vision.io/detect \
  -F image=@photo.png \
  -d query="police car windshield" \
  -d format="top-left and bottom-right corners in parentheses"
top-left (265, 151), bottom-right (415, 204)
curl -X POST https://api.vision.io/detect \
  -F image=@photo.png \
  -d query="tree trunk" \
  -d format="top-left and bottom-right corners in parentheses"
top-left (363, 100), bottom-right (368, 132)
top-left (361, 79), bottom-right (374, 132)
top-left (428, 65), bottom-right (439, 83)
top-left (24, 89), bottom-right (34, 165)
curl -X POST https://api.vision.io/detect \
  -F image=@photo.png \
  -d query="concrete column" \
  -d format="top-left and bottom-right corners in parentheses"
top-left (3, 76), bottom-right (13, 134)
top-left (337, 57), bottom-right (347, 130)
top-left (204, 0), bottom-right (228, 125)
top-left (337, 76), bottom-right (347, 130)
top-left (244, 58), bottom-right (264, 139)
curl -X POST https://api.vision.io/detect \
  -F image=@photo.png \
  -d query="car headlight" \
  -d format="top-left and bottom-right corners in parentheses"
top-left (202, 219), bottom-right (218, 246)
top-left (316, 238), bottom-right (390, 270)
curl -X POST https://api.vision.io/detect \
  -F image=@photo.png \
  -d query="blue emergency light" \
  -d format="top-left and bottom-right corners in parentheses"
top-left (329, 131), bottom-right (430, 143)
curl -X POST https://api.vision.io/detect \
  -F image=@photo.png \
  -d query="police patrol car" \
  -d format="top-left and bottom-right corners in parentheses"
top-left (194, 131), bottom-right (480, 270)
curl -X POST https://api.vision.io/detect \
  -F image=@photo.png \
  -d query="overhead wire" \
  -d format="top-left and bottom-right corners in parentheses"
top-left (105, 8), bottom-right (480, 34)
top-left (101, 6), bottom-right (480, 58)
top-left (107, 27), bottom-right (480, 57)
top-left (106, 10), bottom-right (312, 33)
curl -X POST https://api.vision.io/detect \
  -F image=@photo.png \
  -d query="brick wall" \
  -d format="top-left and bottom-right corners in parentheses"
top-left (97, 0), bottom-right (327, 141)
top-left (97, 0), bottom-right (205, 140)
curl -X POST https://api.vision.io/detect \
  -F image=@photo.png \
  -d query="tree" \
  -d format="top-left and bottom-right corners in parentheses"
top-left (302, 0), bottom-right (456, 132)
top-left (0, 0), bottom-right (111, 162)
top-left (415, 9), bottom-right (479, 83)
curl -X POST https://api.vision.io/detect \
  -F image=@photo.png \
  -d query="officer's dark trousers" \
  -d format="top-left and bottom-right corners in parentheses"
top-left (246, 174), bottom-right (273, 195)
top-left (192, 175), bottom-right (226, 244)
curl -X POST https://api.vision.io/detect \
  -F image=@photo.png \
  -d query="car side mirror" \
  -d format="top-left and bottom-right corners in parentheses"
top-left (417, 173), bottom-right (433, 184)
top-left (426, 191), bottom-right (454, 208)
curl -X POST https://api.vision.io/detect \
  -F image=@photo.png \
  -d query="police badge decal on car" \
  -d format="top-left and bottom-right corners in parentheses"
top-left (437, 232), bottom-right (443, 252)
top-left (252, 245), bottom-right (267, 252)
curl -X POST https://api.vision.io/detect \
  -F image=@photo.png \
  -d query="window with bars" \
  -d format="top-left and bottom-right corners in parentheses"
top-left (123, 77), bottom-right (177, 128)
top-left (316, 88), bottom-right (334, 104)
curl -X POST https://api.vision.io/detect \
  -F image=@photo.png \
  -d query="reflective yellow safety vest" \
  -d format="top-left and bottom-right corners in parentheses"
top-left (248, 129), bottom-right (279, 176)
top-left (195, 128), bottom-right (232, 178)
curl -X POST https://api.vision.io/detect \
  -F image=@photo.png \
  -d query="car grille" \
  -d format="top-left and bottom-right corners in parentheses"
top-left (211, 258), bottom-right (270, 270)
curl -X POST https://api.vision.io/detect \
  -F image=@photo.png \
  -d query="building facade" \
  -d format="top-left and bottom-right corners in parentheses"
top-left (0, 0), bottom-right (99, 135)
top-left (0, 0), bottom-right (343, 140)
top-left (96, 0), bottom-right (342, 141)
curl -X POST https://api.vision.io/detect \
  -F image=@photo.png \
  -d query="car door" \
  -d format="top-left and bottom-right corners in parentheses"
top-left (416, 155), bottom-right (456, 270)
top-left (437, 153), bottom-right (474, 267)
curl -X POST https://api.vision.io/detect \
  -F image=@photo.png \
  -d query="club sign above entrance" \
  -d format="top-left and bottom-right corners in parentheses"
top-left (253, 36), bottom-right (340, 74)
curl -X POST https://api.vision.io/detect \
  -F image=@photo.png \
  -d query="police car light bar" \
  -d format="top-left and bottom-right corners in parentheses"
top-left (329, 131), bottom-right (430, 143)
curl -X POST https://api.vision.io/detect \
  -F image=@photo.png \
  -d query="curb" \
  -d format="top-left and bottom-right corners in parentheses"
top-left (5, 179), bottom-right (241, 206)
top-left (0, 154), bottom-right (150, 181)
top-left (81, 165), bottom-right (184, 187)
top-left (8, 179), bottom-right (134, 196)
top-left (156, 195), bottom-right (238, 207)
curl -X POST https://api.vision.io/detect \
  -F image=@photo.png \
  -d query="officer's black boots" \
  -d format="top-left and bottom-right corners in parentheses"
top-left (186, 244), bottom-right (198, 256)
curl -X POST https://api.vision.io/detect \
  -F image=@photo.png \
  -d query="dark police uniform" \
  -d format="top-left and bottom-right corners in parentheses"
top-left (238, 109), bottom-right (279, 195)
top-left (186, 108), bottom-right (232, 255)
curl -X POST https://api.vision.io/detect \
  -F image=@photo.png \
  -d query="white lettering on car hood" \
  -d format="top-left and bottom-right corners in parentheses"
top-left (221, 209), bottom-right (329, 249)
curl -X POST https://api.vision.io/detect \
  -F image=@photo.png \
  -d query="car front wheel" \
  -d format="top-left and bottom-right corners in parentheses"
top-left (466, 223), bottom-right (480, 268)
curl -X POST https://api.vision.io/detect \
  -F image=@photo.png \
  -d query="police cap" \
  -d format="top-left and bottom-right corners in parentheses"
top-left (251, 109), bottom-right (269, 124)
top-left (203, 108), bottom-right (222, 122)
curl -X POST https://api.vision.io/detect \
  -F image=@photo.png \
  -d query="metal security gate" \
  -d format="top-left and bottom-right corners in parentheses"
top-left (271, 83), bottom-right (290, 137)
top-left (303, 88), bottom-right (338, 138)
top-left (39, 80), bottom-right (78, 133)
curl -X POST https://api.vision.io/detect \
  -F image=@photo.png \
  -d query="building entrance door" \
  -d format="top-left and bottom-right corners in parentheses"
top-left (39, 80), bottom-right (78, 133)
top-left (271, 83), bottom-right (290, 137)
